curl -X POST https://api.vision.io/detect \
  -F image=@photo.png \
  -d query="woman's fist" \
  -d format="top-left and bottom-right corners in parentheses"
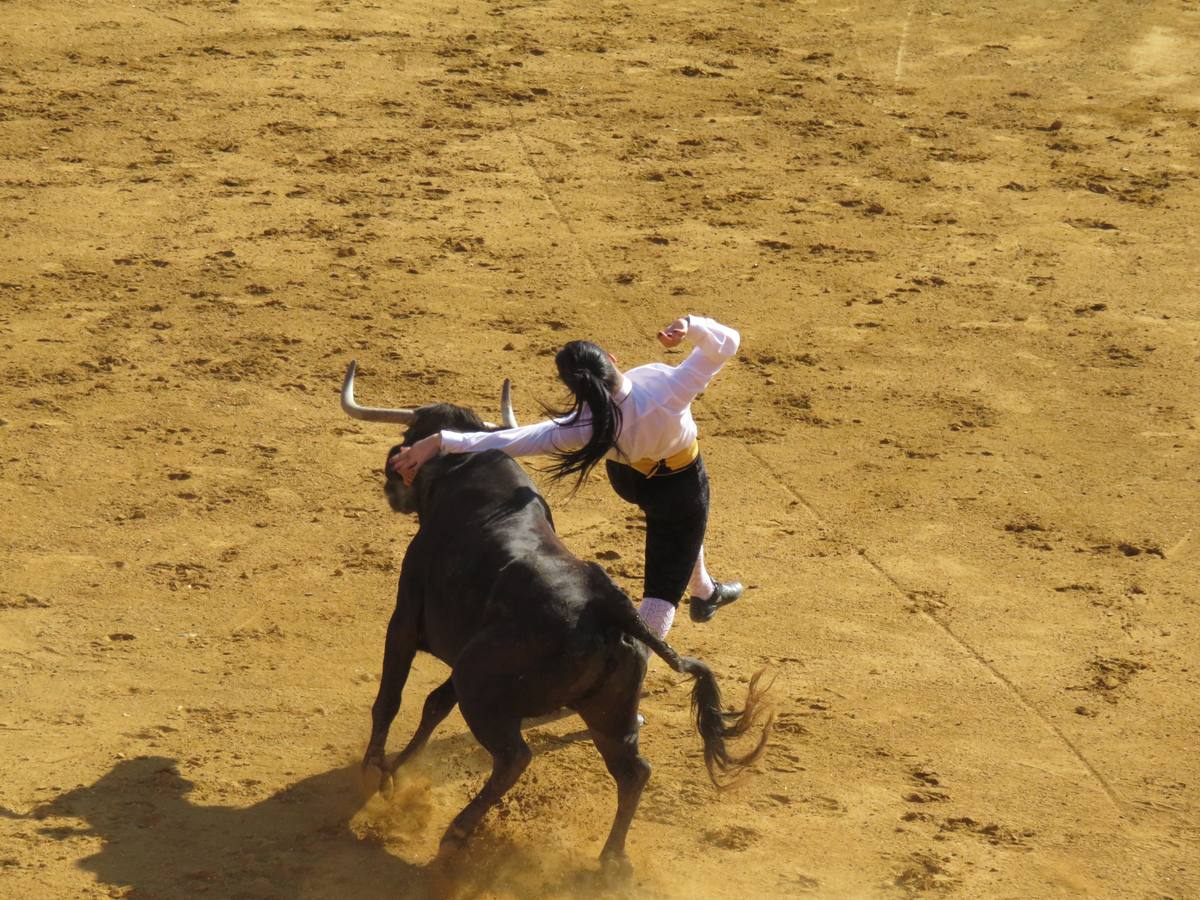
top-left (657, 316), bottom-right (689, 348)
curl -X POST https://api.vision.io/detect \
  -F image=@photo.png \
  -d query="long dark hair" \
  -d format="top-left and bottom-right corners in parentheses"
top-left (543, 340), bottom-right (623, 491)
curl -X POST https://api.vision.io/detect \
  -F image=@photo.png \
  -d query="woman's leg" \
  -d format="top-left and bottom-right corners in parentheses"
top-left (637, 596), bottom-right (676, 640)
top-left (680, 464), bottom-right (742, 623)
top-left (688, 545), bottom-right (716, 600)
top-left (607, 459), bottom-right (715, 640)
top-left (606, 461), bottom-right (674, 638)
top-left (637, 459), bottom-right (710, 640)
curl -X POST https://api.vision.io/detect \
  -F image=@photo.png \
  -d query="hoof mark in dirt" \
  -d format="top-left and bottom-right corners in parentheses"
top-left (1100, 345), bottom-right (1144, 367)
top-left (903, 767), bottom-right (949, 805)
top-left (758, 238), bottom-right (794, 251)
top-left (0, 593), bottom-right (52, 610)
top-left (878, 438), bottom-right (940, 461)
top-left (807, 242), bottom-right (878, 262)
top-left (893, 851), bottom-right (959, 894)
top-left (773, 712), bottom-right (810, 736)
top-left (938, 816), bottom-right (1033, 847)
top-left (147, 562), bottom-right (211, 591)
top-left (1090, 541), bottom-right (1164, 558)
top-left (904, 790), bottom-right (949, 804)
top-left (779, 872), bottom-right (821, 892)
top-left (1079, 656), bottom-right (1149, 700)
top-left (1003, 518), bottom-right (1059, 551)
top-left (1054, 583), bottom-right (1101, 594)
top-left (676, 65), bottom-right (725, 79)
top-left (714, 425), bottom-right (783, 444)
top-left (801, 794), bottom-right (846, 815)
top-left (769, 750), bottom-right (807, 774)
top-left (701, 824), bottom-right (760, 850)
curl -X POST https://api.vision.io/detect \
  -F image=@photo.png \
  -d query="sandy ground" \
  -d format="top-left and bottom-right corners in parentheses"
top-left (2, 0), bottom-right (1198, 897)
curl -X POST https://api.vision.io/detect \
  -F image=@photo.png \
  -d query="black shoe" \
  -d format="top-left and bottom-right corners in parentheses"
top-left (689, 581), bottom-right (743, 623)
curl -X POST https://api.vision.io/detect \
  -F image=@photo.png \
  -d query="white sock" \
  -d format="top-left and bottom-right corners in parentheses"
top-left (638, 597), bottom-right (676, 640)
top-left (688, 546), bottom-right (716, 599)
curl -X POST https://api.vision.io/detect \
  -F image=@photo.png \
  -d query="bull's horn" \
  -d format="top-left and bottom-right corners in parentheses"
top-left (340, 361), bottom-right (417, 424)
top-left (500, 378), bottom-right (518, 428)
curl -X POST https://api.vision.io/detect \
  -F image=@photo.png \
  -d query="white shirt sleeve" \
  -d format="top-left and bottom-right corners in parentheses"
top-left (440, 417), bottom-right (591, 458)
top-left (660, 315), bottom-right (740, 412)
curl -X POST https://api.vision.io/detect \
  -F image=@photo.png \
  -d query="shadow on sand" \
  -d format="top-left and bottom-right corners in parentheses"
top-left (15, 724), bottom-right (624, 899)
top-left (23, 755), bottom-right (422, 898)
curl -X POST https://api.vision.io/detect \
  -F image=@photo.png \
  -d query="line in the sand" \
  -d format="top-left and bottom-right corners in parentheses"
top-left (894, 0), bottom-right (916, 86)
top-left (742, 444), bottom-right (1126, 813)
top-left (508, 111), bottom-right (628, 315)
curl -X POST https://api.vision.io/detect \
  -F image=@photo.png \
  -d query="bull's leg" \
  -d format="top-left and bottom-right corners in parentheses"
top-left (576, 646), bottom-right (649, 878)
top-left (590, 730), bottom-right (650, 878)
top-left (439, 713), bottom-right (531, 853)
top-left (362, 606), bottom-right (418, 796)
top-left (390, 678), bottom-right (457, 772)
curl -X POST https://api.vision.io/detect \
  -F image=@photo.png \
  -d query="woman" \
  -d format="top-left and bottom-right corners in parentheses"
top-left (392, 314), bottom-right (743, 641)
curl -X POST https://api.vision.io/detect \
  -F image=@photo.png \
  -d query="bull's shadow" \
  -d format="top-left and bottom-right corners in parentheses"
top-left (23, 755), bottom-right (420, 899)
top-left (20, 733), bottom-right (620, 900)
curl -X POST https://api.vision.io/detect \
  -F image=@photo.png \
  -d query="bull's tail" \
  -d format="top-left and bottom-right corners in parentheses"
top-left (592, 566), bottom-right (773, 789)
top-left (655, 644), bottom-right (773, 790)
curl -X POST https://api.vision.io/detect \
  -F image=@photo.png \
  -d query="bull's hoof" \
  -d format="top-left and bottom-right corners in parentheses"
top-left (435, 831), bottom-right (467, 866)
top-left (436, 821), bottom-right (473, 859)
top-left (360, 761), bottom-right (393, 799)
top-left (599, 850), bottom-right (634, 884)
top-left (381, 769), bottom-right (396, 799)
top-left (360, 762), bottom-right (382, 797)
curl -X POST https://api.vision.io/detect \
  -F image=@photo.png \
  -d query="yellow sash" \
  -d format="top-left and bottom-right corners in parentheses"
top-left (628, 439), bottom-right (700, 477)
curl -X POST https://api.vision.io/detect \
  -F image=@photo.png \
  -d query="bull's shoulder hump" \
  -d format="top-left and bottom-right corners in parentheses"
top-left (469, 448), bottom-right (530, 475)
top-left (442, 448), bottom-right (533, 487)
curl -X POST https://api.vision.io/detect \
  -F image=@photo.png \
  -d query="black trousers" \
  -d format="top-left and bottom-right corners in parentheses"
top-left (605, 455), bottom-right (710, 606)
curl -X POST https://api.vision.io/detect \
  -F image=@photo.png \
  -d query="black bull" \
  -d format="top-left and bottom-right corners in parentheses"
top-left (357, 400), bottom-right (771, 874)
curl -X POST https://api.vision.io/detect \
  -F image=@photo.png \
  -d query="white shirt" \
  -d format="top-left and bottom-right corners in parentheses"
top-left (440, 315), bottom-right (740, 463)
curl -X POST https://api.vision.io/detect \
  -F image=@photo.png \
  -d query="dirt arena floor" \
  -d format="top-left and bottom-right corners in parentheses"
top-left (2, 0), bottom-right (1198, 897)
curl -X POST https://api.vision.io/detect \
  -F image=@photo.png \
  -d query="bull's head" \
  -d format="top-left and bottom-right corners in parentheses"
top-left (340, 361), bottom-right (518, 514)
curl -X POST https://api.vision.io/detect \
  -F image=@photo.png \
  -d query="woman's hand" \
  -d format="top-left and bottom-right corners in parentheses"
top-left (657, 316), bottom-right (689, 348)
top-left (390, 433), bottom-right (442, 486)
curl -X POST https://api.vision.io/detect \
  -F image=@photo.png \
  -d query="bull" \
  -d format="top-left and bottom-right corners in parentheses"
top-left (340, 361), bottom-right (770, 876)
